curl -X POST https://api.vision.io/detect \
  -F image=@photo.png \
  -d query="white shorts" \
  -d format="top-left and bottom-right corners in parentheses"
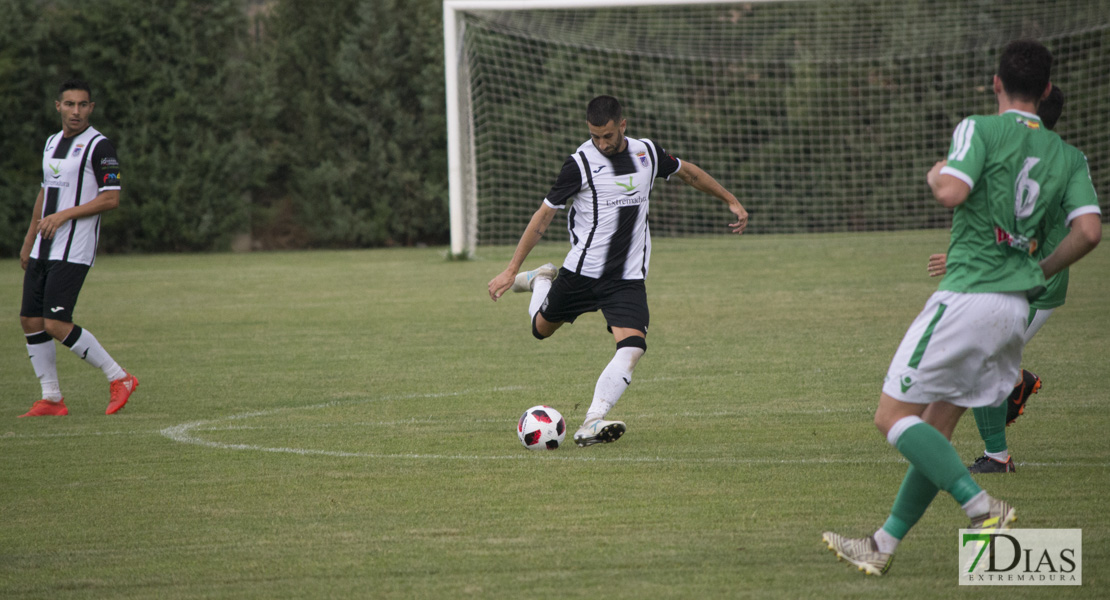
top-left (882, 291), bottom-right (1028, 408)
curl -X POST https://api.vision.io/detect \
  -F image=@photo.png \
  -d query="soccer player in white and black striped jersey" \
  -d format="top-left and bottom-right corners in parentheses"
top-left (17, 79), bottom-right (139, 417)
top-left (488, 95), bottom-right (748, 446)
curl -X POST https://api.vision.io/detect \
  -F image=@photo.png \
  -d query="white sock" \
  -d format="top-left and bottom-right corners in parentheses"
top-left (66, 327), bottom-right (126, 381)
top-left (873, 528), bottom-right (900, 554)
top-left (962, 490), bottom-right (991, 518)
top-left (528, 277), bottom-right (552, 319)
top-left (26, 332), bottom-right (62, 401)
top-left (985, 449), bottom-right (1010, 462)
top-left (584, 346), bottom-right (645, 423)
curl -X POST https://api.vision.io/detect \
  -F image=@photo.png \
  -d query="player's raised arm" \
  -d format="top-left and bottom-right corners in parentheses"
top-left (675, 160), bottom-right (748, 234)
top-left (488, 202), bottom-right (559, 301)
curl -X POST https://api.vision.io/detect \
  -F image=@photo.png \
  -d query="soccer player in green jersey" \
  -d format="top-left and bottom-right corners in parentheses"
top-left (926, 85), bottom-right (1076, 473)
top-left (822, 40), bottom-right (1101, 576)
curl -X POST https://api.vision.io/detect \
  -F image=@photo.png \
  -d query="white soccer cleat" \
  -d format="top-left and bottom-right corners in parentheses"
top-left (822, 532), bottom-right (894, 576)
top-left (511, 263), bottom-right (557, 293)
top-left (573, 419), bottom-right (626, 447)
top-left (968, 497), bottom-right (1016, 532)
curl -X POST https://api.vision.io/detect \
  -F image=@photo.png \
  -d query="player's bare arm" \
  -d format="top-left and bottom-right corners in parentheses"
top-left (675, 161), bottom-right (748, 234)
top-left (21, 189), bottom-right (46, 270)
top-left (488, 202), bottom-right (559, 301)
top-left (36, 189), bottom-right (120, 240)
top-left (927, 253), bottom-right (947, 277)
top-left (1039, 213), bottom-right (1102, 279)
top-left (927, 160), bottom-right (969, 208)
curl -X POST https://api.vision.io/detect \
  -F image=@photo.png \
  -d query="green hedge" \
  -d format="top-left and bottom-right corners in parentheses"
top-left (0, 0), bottom-right (448, 256)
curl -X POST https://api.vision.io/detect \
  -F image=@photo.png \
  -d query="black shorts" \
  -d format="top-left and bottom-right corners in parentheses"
top-left (20, 259), bottom-right (90, 323)
top-left (539, 268), bottom-right (649, 334)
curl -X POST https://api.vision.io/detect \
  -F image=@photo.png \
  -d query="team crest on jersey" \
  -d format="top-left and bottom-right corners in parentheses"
top-left (72, 143), bottom-right (85, 157)
top-left (1016, 117), bottom-right (1041, 130)
top-left (636, 151), bottom-right (648, 167)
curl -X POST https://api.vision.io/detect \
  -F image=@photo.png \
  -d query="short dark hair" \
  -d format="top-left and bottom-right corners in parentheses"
top-left (587, 95), bottom-right (623, 127)
top-left (58, 78), bottom-right (92, 100)
top-left (997, 40), bottom-right (1052, 103)
top-left (1038, 84), bottom-right (1064, 130)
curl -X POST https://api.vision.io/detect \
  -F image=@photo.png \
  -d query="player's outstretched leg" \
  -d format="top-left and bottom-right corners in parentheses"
top-left (821, 532), bottom-right (894, 576)
top-left (511, 263), bottom-right (557, 293)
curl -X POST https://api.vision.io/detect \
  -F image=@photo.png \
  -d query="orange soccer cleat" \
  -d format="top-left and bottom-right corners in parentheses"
top-left (19, 399), bottom-right (69, 417)
top-left (106, 373), bottom-right (139, 415)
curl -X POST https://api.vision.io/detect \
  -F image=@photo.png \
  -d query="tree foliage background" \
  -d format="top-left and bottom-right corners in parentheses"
top-left (0, 0), bottom-right (1106, 257)
top-left (0, 0), bottom-right (447, 257)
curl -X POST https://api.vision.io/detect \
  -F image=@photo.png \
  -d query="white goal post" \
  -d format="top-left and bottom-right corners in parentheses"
top-left (444, 0), bottom-right (1110, 258)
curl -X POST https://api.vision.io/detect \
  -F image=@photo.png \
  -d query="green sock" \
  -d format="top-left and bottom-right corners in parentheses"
top-left (895, 422), bottom-right (982, 505)
top-left (973, 402), bottom-right (1008, 454)
top-left (881, 465), bottom-right (939, 539)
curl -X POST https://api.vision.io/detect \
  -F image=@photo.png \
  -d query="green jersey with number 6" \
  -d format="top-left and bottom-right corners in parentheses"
top-left (938, 109), bottom-right (1099, 296)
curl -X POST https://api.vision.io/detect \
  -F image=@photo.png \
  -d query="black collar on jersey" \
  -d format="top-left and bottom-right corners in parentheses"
top-left (608, 147), bottom-right (636, 176)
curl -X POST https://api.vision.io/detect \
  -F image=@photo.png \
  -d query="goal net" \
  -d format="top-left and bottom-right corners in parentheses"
top-left (445, 0), bottom-right (1110, 256)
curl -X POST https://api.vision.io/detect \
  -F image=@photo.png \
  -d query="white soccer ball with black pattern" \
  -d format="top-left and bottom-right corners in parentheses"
top-left (517, 405), bottom-right (566, 450)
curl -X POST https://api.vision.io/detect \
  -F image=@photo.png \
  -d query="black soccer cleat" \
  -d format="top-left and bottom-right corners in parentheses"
top-left (968, 454), bottom-right (1016, 474)
top-left (1006, 369), bottom-right (1041, 426)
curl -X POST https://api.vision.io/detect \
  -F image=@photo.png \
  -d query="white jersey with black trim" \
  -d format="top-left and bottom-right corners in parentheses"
top-left (543, 137), bottom-right (681, 280)
top-left (33, 126), bottom-right (121, 266)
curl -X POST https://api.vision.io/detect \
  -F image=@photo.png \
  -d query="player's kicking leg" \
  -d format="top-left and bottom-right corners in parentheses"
top-left (510, 263), bottom-right (557, 293)
top-left (513, 263), bottom-right (559, 332)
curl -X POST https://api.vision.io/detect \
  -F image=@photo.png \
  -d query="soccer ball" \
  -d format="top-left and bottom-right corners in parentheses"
top-left (517, 405), bottom-right (566, 450)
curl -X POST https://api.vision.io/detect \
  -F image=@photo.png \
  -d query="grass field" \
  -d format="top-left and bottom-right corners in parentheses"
top-left (2, 229), bottom-right (1107, 599)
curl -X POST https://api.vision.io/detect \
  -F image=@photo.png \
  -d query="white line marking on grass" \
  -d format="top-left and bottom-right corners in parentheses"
top-left (1, 430), bottom-right (140, 439)
top-left (160, 389), bottom-right (896, 464)
top-left (157, 390), bottom-right (1110, 467)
